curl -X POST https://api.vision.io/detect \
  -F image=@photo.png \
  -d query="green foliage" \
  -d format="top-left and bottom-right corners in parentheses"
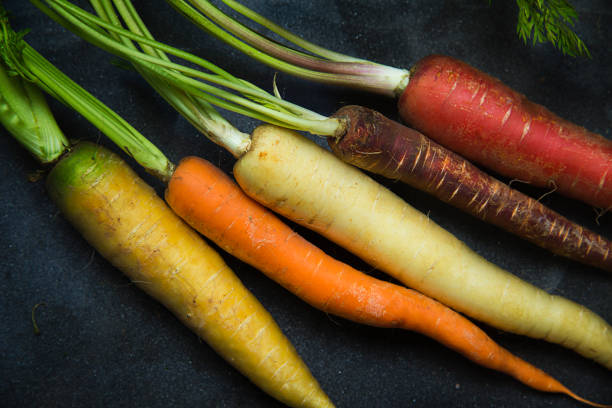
top-left (515, 0), bottom-right (590, 57)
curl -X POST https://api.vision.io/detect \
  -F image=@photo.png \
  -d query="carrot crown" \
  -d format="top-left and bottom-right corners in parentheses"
top-left (0, 5), bottom-right (174, 181)
top-left (31, 0), bottom-right (344, 156)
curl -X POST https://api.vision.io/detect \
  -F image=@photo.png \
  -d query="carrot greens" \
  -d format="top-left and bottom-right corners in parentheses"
top-left (0, 11), bottom-right (173, 180)
top-left (165, 0), bottom-right (409, 97)
top-left (214, 0), bottom-right (591, 57)
top-left (0, 21), bottom-right (68, 163)
top-left (33, 0), bottom-right (341, 142)
top-left (515, 0), bottom-right (590, 57)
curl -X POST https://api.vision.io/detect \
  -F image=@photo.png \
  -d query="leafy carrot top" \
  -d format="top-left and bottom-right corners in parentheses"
top-left (515, 0), bottom-right (590, 57)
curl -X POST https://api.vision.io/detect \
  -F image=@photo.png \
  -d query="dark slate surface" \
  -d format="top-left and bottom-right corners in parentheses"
top-left (1, 1), bottom-right (610, 407)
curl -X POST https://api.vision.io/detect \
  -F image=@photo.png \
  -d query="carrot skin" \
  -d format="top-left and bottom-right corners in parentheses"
top-left (398, 54), bottom-right (612, 210)
top-left (166, 156), bottom-right (593, 401)
top-left (330, 105), bottom-right (612, 272)
top-left (46, 143), bottom-right (333, 408)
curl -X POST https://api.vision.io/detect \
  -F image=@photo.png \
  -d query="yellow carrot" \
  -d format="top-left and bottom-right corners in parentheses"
top-left (46, 142), bottom-right (333, 408)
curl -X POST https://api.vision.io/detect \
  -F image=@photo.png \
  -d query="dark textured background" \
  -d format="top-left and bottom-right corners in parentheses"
top-left (1, 1), bottom-right (611, 407)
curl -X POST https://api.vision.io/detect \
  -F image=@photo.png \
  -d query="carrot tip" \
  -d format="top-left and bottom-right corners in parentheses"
top-left (563, 387), bottom-right (612, 408)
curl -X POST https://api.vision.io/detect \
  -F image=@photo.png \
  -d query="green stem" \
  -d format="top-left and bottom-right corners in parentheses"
top-left (43, 0), bottom-right (316, 115)
top-left (219, 0), bottom-right (363, 63)
top-left (0, 10), bottom-right (174, 180)
top-left (26, 45), bottom-right (174, 180)
top-left (95, 0), bottom-right (251, 157)
top-left (31, 302), bottom-right (46, 335)
top-left (193, 0), bottom-right (404, 80)
top-left (188, 0), bottom-right (370, 71)
top-left (166, 0), bottom-right (407, 97)
top-left (33, 0), bottom-right (344, 138)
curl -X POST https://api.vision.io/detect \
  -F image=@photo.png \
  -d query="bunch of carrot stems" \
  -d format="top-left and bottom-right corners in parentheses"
top-left (1, 0), bottom-right (612, 408)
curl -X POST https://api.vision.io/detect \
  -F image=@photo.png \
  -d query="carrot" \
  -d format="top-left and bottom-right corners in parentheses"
top-left (14, 1), bottom-right (612, 404)
top-left (40, 0), bottom-right (612, 273)
top-left (165, 154), bottom-right (609, 406)
top-left (38, 0), bottom-right (612, 383)
top-left (330, 105), bottom-right (612, 272)
top-left (0, 24), bottom-right (333, 407)
top-left (234, 124), bottom-right (612, 370)
top-left (170, 0), bottom-right (612, 210)
top-left (397, 54), bottom-right (612, 211)
top-left (45, 0), bottom-right (612, 368)
top-left (47, 143), bottom-right (332, 408)
top-left (18, 2), bottom-right (596, 398)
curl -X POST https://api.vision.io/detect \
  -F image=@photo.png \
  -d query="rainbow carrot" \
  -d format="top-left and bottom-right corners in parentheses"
top-left (33, 0), bottom-right (612, 388)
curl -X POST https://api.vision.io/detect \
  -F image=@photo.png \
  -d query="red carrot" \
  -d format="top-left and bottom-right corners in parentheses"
top-left (398, 54), bottom-right (612, 211)
top-left (165, 155), bottom-right (608, 406)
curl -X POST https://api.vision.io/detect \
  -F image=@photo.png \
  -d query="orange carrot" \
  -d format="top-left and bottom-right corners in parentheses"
top-left (165, 155), bottom-right (608, 407)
